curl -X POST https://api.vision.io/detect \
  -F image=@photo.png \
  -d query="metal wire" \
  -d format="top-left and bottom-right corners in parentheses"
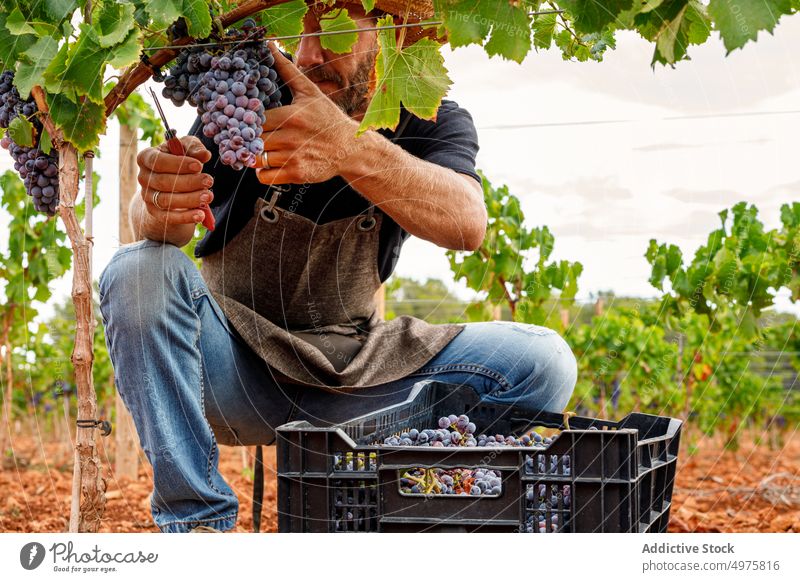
top-left (141, 9), bottom-right (564, 51)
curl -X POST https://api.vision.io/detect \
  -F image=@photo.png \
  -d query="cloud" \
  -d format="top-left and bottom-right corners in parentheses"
top-left (764, 180), bottom-right (800, 201)
top-left (634, 142), bottom-right (705, 153)
top-left (662, 188), bottom-right (747, 205)
top-left (515, 176), bottom-right (634, 203)
top-left (634, 137), bottom-right (773, 153)
top-left (555, 207), bottom-right (723, 241)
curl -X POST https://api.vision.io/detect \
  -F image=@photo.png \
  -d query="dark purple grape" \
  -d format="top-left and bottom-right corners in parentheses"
top-left (0, 70), bottom-right (60, 215)
top-left (151, 24), bottom-right (282, 170)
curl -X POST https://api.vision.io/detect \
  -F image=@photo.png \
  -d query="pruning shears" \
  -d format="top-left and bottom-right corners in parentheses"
top-left (148, 87), bottom-right (215, 231)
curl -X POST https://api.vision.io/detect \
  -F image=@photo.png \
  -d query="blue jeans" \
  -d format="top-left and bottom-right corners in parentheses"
top-left (98, 240), bottom-right (577, 533)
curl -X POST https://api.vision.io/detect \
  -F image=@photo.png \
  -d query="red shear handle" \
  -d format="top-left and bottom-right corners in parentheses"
top-left (166, 137), bottom-right (215, 231)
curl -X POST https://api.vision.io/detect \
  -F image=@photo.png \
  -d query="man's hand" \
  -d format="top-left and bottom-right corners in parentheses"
top-left (254, 42), bottom-right (360, 186)
top-left (133, 136), bottom-right (214, 246)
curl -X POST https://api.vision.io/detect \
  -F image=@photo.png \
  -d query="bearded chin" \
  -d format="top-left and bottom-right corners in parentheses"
top-left (335, 53), bottom-right (375, 116)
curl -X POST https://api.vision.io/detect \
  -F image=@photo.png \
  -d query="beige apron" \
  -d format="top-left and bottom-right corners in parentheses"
top-left (199, 189), bottom-right (465, 393)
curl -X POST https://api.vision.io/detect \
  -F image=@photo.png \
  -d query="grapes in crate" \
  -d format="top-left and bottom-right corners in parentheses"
top-left (400, 467), bottom-right (503, 497)
top-left (155, 18), bottom-right (283, 170)
top-left (0, 70), bottom-right (60, 216)
top-left (379, 412), bottom-right (553, 448)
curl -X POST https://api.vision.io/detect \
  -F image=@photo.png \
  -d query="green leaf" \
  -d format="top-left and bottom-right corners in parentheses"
top-left (181, 0), bottom-right (213, 38)
top-left (8, 115), bottom-right (34, 147)
top-left (146, 0), bottom-right (183, 30)
top-left (434, 0), bottom-right (532, 62)
top-left (5, 8), bottom-right (37, 35)
top-left (0, 13), bottom-right (36, 69)
top-left (258, 0), bottom-right (308, 53)
top-left (319, 8), bottom-right (358, 54)
top-left (362, 0), bottom-right (376, 12)
top-left (13, 35), bottom-right (59, 99)
top-left (44, 0), bottom-right (79, 23)
top-left (108, 28), bottom-right (142, 69)
top-left (708, 0), bottom-right (792, 53)
top-left (739, 309), bottom-right (759, 339)
top-left (483, 1), bottom-right (532, 62)
top-left (43, 24), bottom-right (109, 104)
top-left (533, 12), bottom-right (557, 49)
top-left (47, 93), bottom-right (106, 151)
top-left (40, 126), bottom-right (51, 154)
top-left (558, 0), bottom-right (634, 34)
top-left (652, 0), bottom-right (710, 65)
top-left (434, 0), bottom-right (491, 48)
top-left (95, 2), bottom-right (135, 47)
top-left (359, 18), bottom-right (452, 134)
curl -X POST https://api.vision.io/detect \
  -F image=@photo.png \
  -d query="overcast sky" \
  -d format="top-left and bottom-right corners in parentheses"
top-left (2, 18), bottom-right (799, 321)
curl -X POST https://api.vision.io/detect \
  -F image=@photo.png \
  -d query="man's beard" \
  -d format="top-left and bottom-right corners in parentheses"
top-left (301, 52), bottom-right (376, 116)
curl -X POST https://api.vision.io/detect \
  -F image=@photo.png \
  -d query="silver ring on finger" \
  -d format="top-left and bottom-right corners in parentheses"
top-left (152, 189), bottom-right (165, 211)
top-left (259, 150), bottom-right (270, 169)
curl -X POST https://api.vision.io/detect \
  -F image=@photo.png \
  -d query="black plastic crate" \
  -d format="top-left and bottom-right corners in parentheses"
top-left (276, 380), bottom-right (682, 533)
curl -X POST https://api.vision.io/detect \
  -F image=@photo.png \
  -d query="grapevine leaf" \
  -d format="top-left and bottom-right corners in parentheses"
top-left (0, 13), bottom-right (36, 69)
top-left (359, 17), bottom-right (451, 133)
top-left (145, 0), bottom-right (183, 31)
top-left (43, 0), bottom-right (79, 23)
top-left (362, 0), bottom-right (376, 12)
top-left (108, 28), bottom-right (143, 69)
top-left (40, 126), bottom-right (51, 154)
top-left (558, 0), bottom-right (634, 34)
top-left (739, 309), bottom-right (758, 339)
top-left (8, 115), bottom-right (34, 147)
top-left (131, 0), bottom-right (150, 27)
top-left (5, 8), bottom-right (37, 35)
top-left (319, 9), bottom-right (358, 54)
top-left (258, 0), bottom-right (308, 53)
top-left (433, 0), bottom-right (532, 62)
top-left (95, 2), bottom-right (135, 47)
top-left (47, 93), bottom-right (106, 151)
top-left (533, 12), bottom-right (557, 49)
top-left (433, 0), bottom-right (490, 48)
top-left (181, 0), bottom-right (213, 38)
top-left (43, 24), bottom-right (108, 105)
top-left (708, 0), bottom-right (793, 53)
top-left (483, 1), bottom-right (532, 62)
top-left (652, 0), bottom-right (710, 65)
top-left (14, 35), bottom-right (59, 99)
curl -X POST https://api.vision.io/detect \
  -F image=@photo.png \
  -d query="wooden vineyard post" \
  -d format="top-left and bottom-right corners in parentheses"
top-left (491, 304), bottom-right (502, 320)
top-left (30, 87), bottom-right (106, 532)
top-left (113, 122), bottom-right (140, 481)
top-left (560, 307), bottom-right (570, 330)
top-left (0, 308), bottom-right (14, 459)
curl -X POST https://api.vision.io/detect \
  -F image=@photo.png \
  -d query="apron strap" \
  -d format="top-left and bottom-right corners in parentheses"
top-left (359, 110), bottom-right (414, 230)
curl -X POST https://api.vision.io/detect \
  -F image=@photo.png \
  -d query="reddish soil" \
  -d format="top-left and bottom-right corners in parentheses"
top-left (1, 429), bottom-right (797, 533)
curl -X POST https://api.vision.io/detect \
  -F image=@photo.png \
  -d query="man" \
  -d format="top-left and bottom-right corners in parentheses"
top-left (99, 1), bottom-right (577, 533)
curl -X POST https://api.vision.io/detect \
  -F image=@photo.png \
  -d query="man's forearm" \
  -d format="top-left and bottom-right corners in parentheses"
top-left (338, 130), bottom-right (486, 251)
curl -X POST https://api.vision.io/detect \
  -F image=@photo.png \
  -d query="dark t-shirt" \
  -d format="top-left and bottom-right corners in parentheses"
top-left (190, 99), bottom-right (481, 283)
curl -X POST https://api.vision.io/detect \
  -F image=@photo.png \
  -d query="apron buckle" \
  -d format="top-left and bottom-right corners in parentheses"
top-left (357, 205), bottom-right (377, 231)
top-left (259, 188), bottom-right (284, 223)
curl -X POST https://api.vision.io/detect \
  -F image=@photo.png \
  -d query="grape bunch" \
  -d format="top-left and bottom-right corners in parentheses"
top-left (380, 413), bottom-right (554, 448)
top-left (156, 18), bottom-right (283, 170)
top-left (400, 467), bottom-right (503, 497)
top-left (0, 70), bottom-right (60, 215)
top-left (524, 484), bottom-right (572, 532)
top-left (524, 512), bottom-right (563, 533)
